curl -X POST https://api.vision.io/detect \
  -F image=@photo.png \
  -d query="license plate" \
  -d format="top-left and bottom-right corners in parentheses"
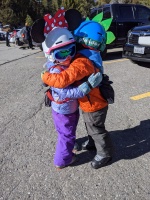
top-left (134, 46), bottom-right (145, 54)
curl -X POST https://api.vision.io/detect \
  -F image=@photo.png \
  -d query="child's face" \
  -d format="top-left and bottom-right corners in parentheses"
top-left (57, 56), bottom-right (72, 66)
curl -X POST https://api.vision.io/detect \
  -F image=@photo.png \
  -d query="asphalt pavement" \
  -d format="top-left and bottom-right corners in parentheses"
top-left (0, 41), bottom-right (41, 65)
top-left (0, 42), bottom-right (150, 200)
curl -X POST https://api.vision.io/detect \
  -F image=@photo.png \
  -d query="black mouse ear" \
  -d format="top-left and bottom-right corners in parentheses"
top-left (65, 9), bottom-right (82, 31)
top-left (31, 18), bottom-right (45, 43)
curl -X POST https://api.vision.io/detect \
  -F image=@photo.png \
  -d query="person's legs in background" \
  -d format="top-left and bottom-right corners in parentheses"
top-left (6, 38), bottom-right (10, 47)
top-left (28, 37), bottom-right (34, 49)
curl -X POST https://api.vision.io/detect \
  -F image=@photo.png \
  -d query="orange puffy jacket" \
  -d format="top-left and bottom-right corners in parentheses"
top-left (42, 54), bottom-right (108, 112)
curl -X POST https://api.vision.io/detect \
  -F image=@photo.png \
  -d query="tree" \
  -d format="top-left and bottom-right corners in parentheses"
top-left (47, 0), bottom-right (59, 15)
top-left (0, 0), bottom-right (150, 27)
top-left (26, 14), bottom-right (33, 26)
top-left (0, 0), bottom-right (46, 27)
top-left (60, 0), bottom-right (96, 17)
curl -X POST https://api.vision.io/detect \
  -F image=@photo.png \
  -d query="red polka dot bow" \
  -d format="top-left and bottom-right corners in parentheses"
top-left (44, 8), bottom-right (68, 36)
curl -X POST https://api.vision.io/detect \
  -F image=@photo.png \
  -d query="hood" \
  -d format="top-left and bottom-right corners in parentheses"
top-left (133, 24), bottom-right (150, 32)
top-left (79, 49), bottom-right (104, 73)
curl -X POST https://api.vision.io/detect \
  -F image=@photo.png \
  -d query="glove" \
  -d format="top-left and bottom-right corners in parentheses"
top-left (88, 72), bottom-right (102, 88)
top-left (78, 72), bottom-right (102, 95)
top-left (78, 82), bottom-right (91, 95)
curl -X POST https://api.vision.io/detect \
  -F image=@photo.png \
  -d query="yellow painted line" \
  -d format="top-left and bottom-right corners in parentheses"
top-left (104, 58), bottom-right (128, 64)
top-left (130, 92), bottom-right (150, 100)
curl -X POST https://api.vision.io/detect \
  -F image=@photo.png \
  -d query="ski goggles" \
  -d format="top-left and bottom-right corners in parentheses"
top-left (52, 43), bottom-right (76, 62)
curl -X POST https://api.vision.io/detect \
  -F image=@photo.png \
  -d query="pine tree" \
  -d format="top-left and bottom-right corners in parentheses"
top-left (47, 0), bottom-right (58, 15)
top-left (0, 0), bottom-right (149, 27)
top-left (42, 0), bottom-right (48, 7)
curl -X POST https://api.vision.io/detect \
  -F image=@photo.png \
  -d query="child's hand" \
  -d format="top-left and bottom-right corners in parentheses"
top-left (78, 72), bottom-right (102, 95)
top-left (88, 72), bottom-right (102, 88)
top-left (78, 82), bottom-right (91, 95)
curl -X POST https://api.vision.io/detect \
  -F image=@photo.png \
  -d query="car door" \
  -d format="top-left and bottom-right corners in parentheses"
top-left (114, 4), bottom-right (139, 46)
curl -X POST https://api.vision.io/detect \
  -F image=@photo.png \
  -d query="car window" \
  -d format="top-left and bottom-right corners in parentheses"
top-left (119, 6), bottom-right (134, 19)
top-left (136, 6), bottom-right (150, 20)
top-left (90, 7), bottom-right (103, 18)
top-left (103, 7), bottom-right (111, 19)
top-left (90, 7), bottom-right (107, 19)
top-left (97, 7), bottom-right (103, 14)
top-left (90, 9), bottom-right (98, 19)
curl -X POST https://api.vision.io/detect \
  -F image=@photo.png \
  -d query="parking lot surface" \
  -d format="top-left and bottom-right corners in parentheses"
top-left (0, 43), bottom-right (150, 200)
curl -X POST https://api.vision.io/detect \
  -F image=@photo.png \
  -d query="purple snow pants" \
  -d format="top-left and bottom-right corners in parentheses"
top-left (52, 109), bottom-right (79, 167)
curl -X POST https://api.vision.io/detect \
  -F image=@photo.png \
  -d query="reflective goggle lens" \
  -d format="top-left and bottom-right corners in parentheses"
top-left (53, 44), bottom-right (76, 61)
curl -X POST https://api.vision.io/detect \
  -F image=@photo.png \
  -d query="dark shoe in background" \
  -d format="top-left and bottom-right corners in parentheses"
top-left (82, 140), bottom-right (96, 151)
top-left (72, 142), bottom-right (80, 153)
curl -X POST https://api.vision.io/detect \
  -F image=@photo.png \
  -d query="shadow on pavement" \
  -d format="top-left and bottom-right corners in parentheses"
top-left (133, 61), bottom-right (150, 69)
top-left (111, 119), bottom-right (150, 162)
top-left (73, 137), bottom-right (96, 166)
top-left (74, 119), bottom-right (150, 167)
top-left (103, 50), bottom-right (123, 61)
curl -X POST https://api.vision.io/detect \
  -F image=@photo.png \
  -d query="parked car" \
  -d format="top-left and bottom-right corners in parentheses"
top-left (19, 27), bottom-right (43, 50)
top-left (19, 27), bottom-right (28, 44)
top-left (9, 29), bottom-right (22, 45)
top-left (90, 3), bottom-right (150, 56)
top-left (0, 31), bottom-right (6, 40)
top-left (122, 24), bottom-right (150, 63)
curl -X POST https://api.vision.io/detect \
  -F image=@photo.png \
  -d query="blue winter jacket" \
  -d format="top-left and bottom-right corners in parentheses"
top-left (47, 63), bottom-right (84, 115)
top-left (79, 49), bottom-right (104, 73)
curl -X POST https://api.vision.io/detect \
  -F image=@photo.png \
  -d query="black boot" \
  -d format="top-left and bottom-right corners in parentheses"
top-left (72, 142), bottom-right (80, 153)
top-left (91, 154), bottom-right (112, 169)
top-left (82, 140), bottom-right (96, 151)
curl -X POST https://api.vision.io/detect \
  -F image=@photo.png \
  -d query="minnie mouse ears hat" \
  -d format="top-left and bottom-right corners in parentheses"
top-left (64, 9), bottom-right (82, 31)
top-left (31, 18), bottom-right (45, 43)
top-left (31, 9), bottom-right (83, 43)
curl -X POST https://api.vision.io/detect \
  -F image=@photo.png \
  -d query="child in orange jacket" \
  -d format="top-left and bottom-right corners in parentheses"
top-left (41, 21), bottom-right (113, 169)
